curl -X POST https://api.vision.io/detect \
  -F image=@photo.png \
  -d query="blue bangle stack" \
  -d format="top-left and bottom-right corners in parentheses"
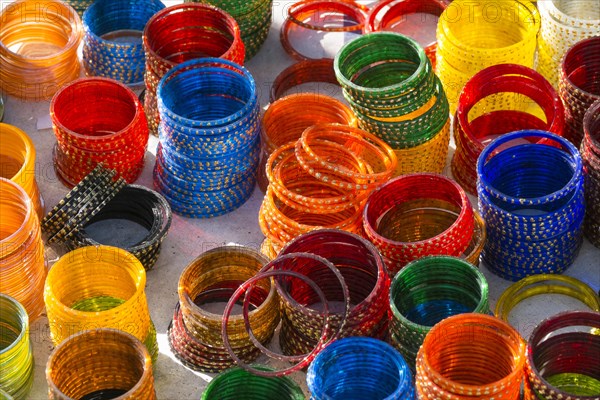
top-left (153, 58), bottom-right (260, 218)
top-left (82, 0), bottom-right (165, 85)
top-left (477, 130), bottom-right (585, 281)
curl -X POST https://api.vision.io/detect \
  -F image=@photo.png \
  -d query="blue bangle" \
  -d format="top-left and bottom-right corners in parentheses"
top-left (82, 0), bottom-right (165, 85)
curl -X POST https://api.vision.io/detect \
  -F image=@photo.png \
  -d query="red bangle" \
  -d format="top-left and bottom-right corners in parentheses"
top-left (50, 77), bottom-right (149, 187)
top-left (270, 59), bottom-right (340, 102)
top-left (582, 99), bottom-right (600, 247)
top-left (452, 63), bottom-right (565, 194)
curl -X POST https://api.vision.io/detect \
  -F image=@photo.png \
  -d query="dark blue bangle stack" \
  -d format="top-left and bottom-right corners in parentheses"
top-left (82, 0), bottom-right (165, 85)
top-left (153, 58), bottom-right (260, 218)
top-left (477, 130), bottom-right (585, 281)
top-left (307, 337), bottom-right (415, 400)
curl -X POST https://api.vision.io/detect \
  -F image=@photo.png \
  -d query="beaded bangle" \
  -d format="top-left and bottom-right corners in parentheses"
top-left (44, 246), bottom-right (158, 362)
top-left (0, 123), bottom-right (45, 219)
top-left (50, 77), bottom-right (149, 187)
top-left (477, 130), bottom-right (585, 280)
top-left (0, 295), bottom-right (33, 400)
top-left (559, 36), bottom-right (600, 146)
top-left (82, 0), bottom-right (165, 85)
top-left (583, 99), bottom-right (600, 247)
top-left (46, 329), bottom-right (156, 399)
top-left (452, 64), bottom-right (565, 194)
top-left (390, 256), bottom-right (490, 370)
top-left (270, 59), bottom-right (341, 101)
top-left (307, 337), bottom-right (416, 399)
top-left (416, 314), bottom-right (526, 400)
top-left (495, 275), bottom-right (600, 326)
top-left (524, 311), bottom-right (600, 400)
top-left (0, 178), bottom-right (46, 322)
top-left (363, 173), bottom-right (475, 274)
top-left (436, 0), bottom-right (539, 113)
top-left (0, 0), bottom-right (82, 100)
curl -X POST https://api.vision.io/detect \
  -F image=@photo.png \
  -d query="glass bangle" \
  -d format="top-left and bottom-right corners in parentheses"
top-left (582, 99), bottom-right (600, 247)
top-left (269, 59), bottom-right (341, 102)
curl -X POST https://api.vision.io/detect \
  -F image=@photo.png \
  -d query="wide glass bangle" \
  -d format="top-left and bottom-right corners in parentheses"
top-left (559, 36), bottom-right (600, 146)
top-left (201, 366), bottom-right (305, 399)
top-left (476, 130), bottom-right (585, 280)
top-left (0, 123), bottom-right (44, 219)
top-left (495, 275), bottom-right (600, 328)
top-left (82, 0), bottom-right (165, 85)
top-left (416, 314), bottom-right (525, 400)
top-left (0, 178), bottom-right (46, 322)
top-left (453, 64), bottom-right (565, 194)
top-left (143, 4), bottom-right (244, 133)
top-left (0, 0), bottom-right (82, 100)
top-left (583, 99), bottom-right (600, 247)
top-left (436, 0), bottom-right (539, 113)
top-left (154, 58), bottom-right (259, 218)
top-left (0, 295), bottom-right (33, 400)
top-left (46, 329), bottom-right (156, 399)
top-left (363, 173), bottom-right (475, 274)
top-left (390, 256), bottom-right (490, 370)
top-left (269, 59), bottom-right (341, 101)
top-left (524, 311), bottom-right (600, 400)
top-left (50, 77), bottom-right (149, 187)
top-left (44, 246), bottom-right (158, 362)
top-left (307, 337), bottom-right (415, 399)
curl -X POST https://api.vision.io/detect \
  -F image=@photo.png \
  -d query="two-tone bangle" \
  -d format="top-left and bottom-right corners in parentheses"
top-left (582, 99), bottom-right (600, 247)
top-left (270, 59), bottom-right (341, 101)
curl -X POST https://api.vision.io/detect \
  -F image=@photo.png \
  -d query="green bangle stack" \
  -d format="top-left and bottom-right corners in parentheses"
top-left (389, 256), bottom-right (489, 369)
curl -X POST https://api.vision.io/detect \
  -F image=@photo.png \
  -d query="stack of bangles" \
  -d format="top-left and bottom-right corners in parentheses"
top-left (537, 0), bottom-right (600, 87)
top-left (363, 173), bottom-right (485, 275)
top-left (153, 58), bottom-right (259, 218)
top-left (82, 0), bottom-right (165, 85)
top-left (524, 311), bottom-right (600, 399)
top-left (334, 32), bottom-right (450, 176)
top-left (0, 295), bottom-right (34, 400)
top-left (583, 100), bottom-right (600, 247)
top-left (477, 130), bottom-right (585, 280)
top-left (46, 329), bottom-right (156, 399)
top-left (63, 0), bottom-right (94, 16)
top-left (186, 0), bottom-right (272, 59)
top-left (0, 123), bottom-right (45, 219)
top-left (259, 124), bottom-right (396, 256)
top-left (416, 314), bottom-right (526, 400)
top-left (258, 93), bottom-right (356, 191)
top-left (281, 0), bottom-right (368, 61)
top-left (43, 246), bottom-right (159, 363)
top-left (0, 0), bottom-right (82, 100)
top-left (0, 178), bottom-right (46, 322)
top-left (170, 247), bottom-right (279, 373)
top-left (307, 338), bottom-right (416, 399)
top-left (365, 0), bottom-right (449, 69)
top-left (276, 230), bottom-right (390, 357)
top-left (495, 275), bottom-right (600, 325)
top-left (50, 77), bottom-right (149, 187)
top-left (389, 256), bottom-right (490, 369)
top-left (452, 64), bottom-right (565, 194)
top-left (559, 36), bottom-right (600, 146)
top-left (142, 4), bottom-right (244, 133)
top-left (269, 59), bottom-right (340, 102)
top-left (436, 0), bottom-right (539, 112)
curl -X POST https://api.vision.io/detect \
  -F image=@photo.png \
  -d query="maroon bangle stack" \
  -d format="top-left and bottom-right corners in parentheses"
top-left (582, 99), bottom-right (600, 248)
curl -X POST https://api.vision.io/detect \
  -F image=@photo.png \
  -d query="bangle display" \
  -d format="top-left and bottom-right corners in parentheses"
top-left (0, 0), bottom-right (82, 100)
top-left (416, 314), bottom-right (526, 400)
top-left (307, 337), bottom-right (415, 399)
top-left (0, 178), bottom-right (46, 322)
top-left (143, 4), bottom-right (245, 133)
top-left (46, 329), bottom-right (156, 399)
top-left (0, 123), bottom-right (45, 219)
top-left (436, 0), bottom-right (539, 113)
top-left (0, 295), bottom-right (34, 400)
top-left (559, 36), bottom-right (600, 146)
top-left (389, 256), bottom-right (490, 370)
top-left (453, 64), bottom-right (565, 194)
top-left (270, 59), bottom-right (341, 101)
top-left (477, 130), bottom-right (585, 280)
top-left (524, 311), bottom-right (600, 400)
top-left (50, 77), bottom-right (149, 187)
top-left (82, 0), bottom-right (165, 85)
top-left (582, 99), bottom-right (600, 247)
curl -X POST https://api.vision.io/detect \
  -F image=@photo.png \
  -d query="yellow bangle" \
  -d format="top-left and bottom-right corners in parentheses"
top-left (392, 120), bottom-right (450, 176)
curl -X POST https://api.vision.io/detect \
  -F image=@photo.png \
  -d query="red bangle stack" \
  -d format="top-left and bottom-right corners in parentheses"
top-left (50, 77), bottom-right (149, 187)
top-left (452, 64), bottom-right (565, 194)
top-left (582, 100), bottom-right (600, 248)
top-left (142, 4), bottom-right (244, 133)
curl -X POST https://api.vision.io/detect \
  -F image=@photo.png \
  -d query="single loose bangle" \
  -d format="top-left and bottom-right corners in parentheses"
top-left (269, 60), bottom-right (341, 101)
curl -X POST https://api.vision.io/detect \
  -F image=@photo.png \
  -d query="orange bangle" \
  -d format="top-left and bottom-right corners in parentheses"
top-left (270, 60), bottom-right (342, 101)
